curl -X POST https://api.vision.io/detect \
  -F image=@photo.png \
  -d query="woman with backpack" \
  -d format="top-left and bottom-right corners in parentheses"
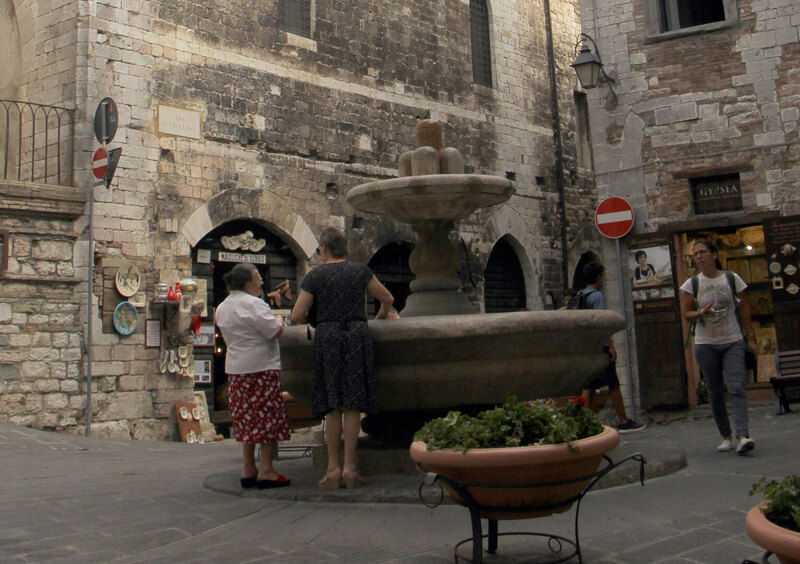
top-left (679, 238), bottom-right (757, 455)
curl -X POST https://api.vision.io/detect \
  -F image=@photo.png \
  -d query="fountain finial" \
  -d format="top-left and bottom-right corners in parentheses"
top-left (415, 119), bottom-right (444, 150)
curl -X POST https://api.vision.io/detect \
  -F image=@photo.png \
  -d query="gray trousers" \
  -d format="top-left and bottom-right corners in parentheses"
top-left (694, 339), bottom-right (749, 438)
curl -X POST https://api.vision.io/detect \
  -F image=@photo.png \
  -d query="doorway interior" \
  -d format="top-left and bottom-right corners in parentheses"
top-left (191, 220), bottom-right (298, 435)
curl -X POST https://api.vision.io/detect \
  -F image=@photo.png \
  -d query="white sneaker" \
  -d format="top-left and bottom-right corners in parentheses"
top-left (717, 438), bottom-right (733, 451)
top-left (737, 437), bottom-right (755, 455)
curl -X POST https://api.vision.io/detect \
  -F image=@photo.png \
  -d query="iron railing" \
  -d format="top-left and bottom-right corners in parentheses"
top-left (1, 99), bottom-right (75, 186)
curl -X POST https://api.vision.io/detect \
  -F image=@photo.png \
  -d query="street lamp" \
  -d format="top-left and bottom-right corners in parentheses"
top-left (571, 33), bottom-right (617, 101)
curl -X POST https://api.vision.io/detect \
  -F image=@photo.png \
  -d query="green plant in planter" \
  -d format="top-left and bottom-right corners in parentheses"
top-left (414, 396), bottom-right (604, 452)
top-left (750, 474), bottom-right (800, 533)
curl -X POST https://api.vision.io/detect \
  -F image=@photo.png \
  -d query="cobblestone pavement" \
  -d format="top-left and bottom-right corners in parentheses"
top-left (1, 406), bottom-right (798, 563)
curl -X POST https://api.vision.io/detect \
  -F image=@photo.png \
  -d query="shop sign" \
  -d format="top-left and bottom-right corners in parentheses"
top-left (217, 252), bottom-right (267, 264)
top-left (691, 175), bottom-right (742, 214)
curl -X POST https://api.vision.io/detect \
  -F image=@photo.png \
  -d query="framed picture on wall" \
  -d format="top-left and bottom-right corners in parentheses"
top-left (194, 324), bottom-right (214, 347)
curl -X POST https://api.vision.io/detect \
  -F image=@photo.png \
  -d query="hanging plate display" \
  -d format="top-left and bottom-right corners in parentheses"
top-left (769, 262), bottom-right (782, 274)
top-left (115, 262), bottom-right (141, 297)
top-left (113, 301), bottom-right (138, 335)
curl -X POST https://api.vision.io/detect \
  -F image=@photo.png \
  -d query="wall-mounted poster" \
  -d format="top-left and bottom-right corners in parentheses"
top-left (194, 359), bottom-right (212, 384)
top-left (629, 245), bottom-right (673, 289)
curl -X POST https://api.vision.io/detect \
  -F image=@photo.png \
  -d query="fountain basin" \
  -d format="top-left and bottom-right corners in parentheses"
top-left (279, 310), bottom-right (626, 412)
top-left (345, 174), bottom-right (514, 223)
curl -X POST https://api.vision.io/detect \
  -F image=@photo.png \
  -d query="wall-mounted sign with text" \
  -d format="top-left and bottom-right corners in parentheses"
top-left (158, 105), bottom-right (201, 139)
top-left (217, 252), bottom-right (267, 264)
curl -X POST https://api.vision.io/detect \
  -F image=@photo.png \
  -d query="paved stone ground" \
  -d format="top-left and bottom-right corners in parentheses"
top-left (1, 405), bottom-right (798, 563)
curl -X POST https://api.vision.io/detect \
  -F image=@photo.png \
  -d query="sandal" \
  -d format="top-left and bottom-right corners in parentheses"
top-left (318, 472), bottom-right (342, 489)
top-left (342, 474), bottom-right (365, 489)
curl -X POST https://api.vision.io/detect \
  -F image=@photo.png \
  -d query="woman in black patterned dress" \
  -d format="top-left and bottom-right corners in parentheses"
top-left (291, 227), bottom-right (394, 489)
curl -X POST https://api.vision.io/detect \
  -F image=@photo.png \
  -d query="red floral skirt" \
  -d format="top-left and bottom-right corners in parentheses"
top-left (227, 370), bottom-right (291, 444)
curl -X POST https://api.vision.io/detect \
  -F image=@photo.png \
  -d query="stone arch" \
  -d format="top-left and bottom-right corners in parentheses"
top-left (484, 235), bottom-right (527, 312)
top-left (180, 188), bottom-right (318, 260)
top-left (480, 209), bottom-right (541, 309)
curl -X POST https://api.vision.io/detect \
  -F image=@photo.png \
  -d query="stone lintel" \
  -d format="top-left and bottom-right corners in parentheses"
top-left (0, 180), bottom-right (86, 219)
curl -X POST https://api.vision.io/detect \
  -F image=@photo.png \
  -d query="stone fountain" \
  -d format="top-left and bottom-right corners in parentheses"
top-left (279, 121), bottom-right (625, 470)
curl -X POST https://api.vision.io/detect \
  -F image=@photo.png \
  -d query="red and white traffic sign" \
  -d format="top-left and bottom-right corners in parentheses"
top-left (92, 148), bottom-right (108, 179)
top-left (595, 197), bottom-right (634, 239)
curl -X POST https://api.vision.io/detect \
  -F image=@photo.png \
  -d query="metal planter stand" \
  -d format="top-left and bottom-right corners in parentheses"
top-left (417, 452), bottom-right (646, 563)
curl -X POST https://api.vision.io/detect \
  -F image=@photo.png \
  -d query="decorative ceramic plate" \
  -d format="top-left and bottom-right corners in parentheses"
top-left (113, 301), bottom-right (138, 335)
top-left (769, 262), bottom-right (782, 274)
top-left (784, 264), bottom-right (797, 276)
top-left (115, 262), bottom-right (141, 297)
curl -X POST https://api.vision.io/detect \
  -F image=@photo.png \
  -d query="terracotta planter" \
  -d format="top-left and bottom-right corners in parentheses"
top-left (745, 502), bottom-right (800, 564)
top-left (409, 426), bottom-right (619, 520)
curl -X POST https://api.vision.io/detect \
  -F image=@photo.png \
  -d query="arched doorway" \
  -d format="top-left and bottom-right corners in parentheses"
top-left (191, 219), bottom-right (298, 434)
top-left (367, 241), bottom-right (414, 314)
top-left (483, 237), bottom-right (527, 313)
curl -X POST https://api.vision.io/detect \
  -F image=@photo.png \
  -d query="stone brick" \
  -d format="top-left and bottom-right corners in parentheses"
top-left (31, 240), bottom-right (72, 260)
top-left (20, 362), bottom-right (49, 380)
top-left (34, 379), bottom-right (61, 393)
top-left (60, 380), bottom-right (80, 393)
top-left (44, 393), bottom-right (69, 410)
top-left (9, 334), bottom-right (34, 347)
top-left (118, 375), bottom-right (144, 391)
top-left (0, 363), bottom-right (20, 380)
top-left (89, 420), bottom-right (132, 439)
top-left (93, 391), bottom-right (154, 421)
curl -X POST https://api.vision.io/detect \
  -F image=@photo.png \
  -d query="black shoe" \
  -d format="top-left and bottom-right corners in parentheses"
top-left (617, 419), bottom-right (646, 433)
top-left (240, 477), bottom-right (258, 489)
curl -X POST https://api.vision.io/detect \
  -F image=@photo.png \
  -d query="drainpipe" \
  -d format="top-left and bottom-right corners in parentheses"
top-left (543, 0), bottom-right (570, 291)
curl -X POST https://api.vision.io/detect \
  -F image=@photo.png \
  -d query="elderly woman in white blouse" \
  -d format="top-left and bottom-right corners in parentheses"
top-left (215, 263), bottom-right (291, 489)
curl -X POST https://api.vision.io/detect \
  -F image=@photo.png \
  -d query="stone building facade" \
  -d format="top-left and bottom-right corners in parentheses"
top-left (579, 0), bottom-right (800, 411)
top-left (1, 0), bottom-right (602, 439)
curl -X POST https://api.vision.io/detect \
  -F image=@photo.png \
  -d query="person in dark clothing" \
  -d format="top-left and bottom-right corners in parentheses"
top-left (578, 261), bottom-right (645, 434)
top-left (291, 227), bottom-right (394, 489)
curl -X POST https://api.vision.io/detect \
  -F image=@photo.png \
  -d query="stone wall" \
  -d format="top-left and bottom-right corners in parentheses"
top-left (0, 0), bottom-right (599, 438)
top-left (582, 0), bottom-right (800, 225)
top-left (579, 0), bottom-right (800, 415)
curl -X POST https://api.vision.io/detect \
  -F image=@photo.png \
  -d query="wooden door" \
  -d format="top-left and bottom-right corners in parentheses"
top-left (634, 299), bottom-right (688, 409)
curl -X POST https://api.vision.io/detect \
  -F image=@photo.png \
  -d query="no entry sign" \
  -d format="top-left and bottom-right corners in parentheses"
top-left (595, 197), bottom-right (634, 239)
top-left (92, 148), bottom-right (108, 179)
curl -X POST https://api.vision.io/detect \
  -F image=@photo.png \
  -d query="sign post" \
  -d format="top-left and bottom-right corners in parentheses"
top-left (86, 97), bottom-right (120, 436)
top-left (595, 197), bottom-right (638, 420)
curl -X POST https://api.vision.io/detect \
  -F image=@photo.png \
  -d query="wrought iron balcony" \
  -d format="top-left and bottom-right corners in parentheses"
top-left (1, 99), bottom-right (75, 187)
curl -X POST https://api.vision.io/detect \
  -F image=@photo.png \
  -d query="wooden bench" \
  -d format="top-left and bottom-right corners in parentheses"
top-left (770, 350), bottom-right (800, 415)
